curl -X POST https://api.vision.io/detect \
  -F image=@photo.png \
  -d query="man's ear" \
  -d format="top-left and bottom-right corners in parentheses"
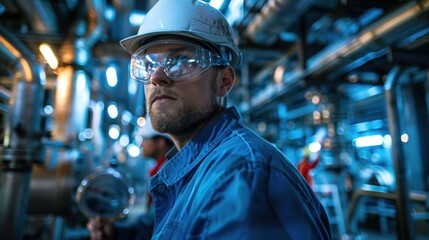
top-left (218, 66), bottom-right (235, 97)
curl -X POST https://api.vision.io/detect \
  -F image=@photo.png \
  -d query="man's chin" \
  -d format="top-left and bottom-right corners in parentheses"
top-left (148, 111), bottom-right (171, 131)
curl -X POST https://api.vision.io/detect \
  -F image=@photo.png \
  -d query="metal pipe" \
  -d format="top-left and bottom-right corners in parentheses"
top-left (27, 162), bottom-right (75, 215)
top-left (384, 66), bottom-right (415, 240)
top-left (0, 24), bottom-right (46, 240)
top-left (245, 0), bottom-right (315, 45)
top-left (307, 0), bottom-right (429, 76)
top-left (0, 85), bottom-right (11, 101)
top-left (61, 0), bottom-right (106, 66)
top-left (15, 0), bottom-right (59, 33)
top-left (247, 0), bottom-right (429, 112)
top-left (82, 0), bottom-right (106, 49)
top-left (52, 66), bottom-right (91, 143)
top-left (0, 171), bottom-right (32, 240)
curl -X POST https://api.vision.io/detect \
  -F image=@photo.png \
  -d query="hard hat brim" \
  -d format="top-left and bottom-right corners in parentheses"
top-left (120, 31), bottom-right (209, 55)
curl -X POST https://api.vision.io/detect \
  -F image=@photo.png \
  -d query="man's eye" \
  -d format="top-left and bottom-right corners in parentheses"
top-left (144, 61), bottom-right (155, 70)
top-left (175, 56), bottom-right (192, 63)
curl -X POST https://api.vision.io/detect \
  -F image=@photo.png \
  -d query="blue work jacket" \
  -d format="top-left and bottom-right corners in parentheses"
top-left (148, 106), bottom-right (331, 239)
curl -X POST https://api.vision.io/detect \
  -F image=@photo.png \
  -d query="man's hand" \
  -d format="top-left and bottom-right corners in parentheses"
top-left (87, 217), bottom-right (114, 240)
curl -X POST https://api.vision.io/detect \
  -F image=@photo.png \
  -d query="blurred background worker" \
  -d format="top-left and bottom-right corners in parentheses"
top-left (87, 118), bottom-right (173, 240)
top-left (297, 146), bottom-right (321, 187)
top-left (138, 117), bottom-right (174, 212)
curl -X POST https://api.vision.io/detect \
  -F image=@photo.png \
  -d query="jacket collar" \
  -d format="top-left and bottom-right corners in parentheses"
top-left (149, 106), bottom-right (242, 189)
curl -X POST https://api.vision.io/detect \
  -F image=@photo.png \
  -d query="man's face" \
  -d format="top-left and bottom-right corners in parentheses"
top-left (143, 42), bottom-right (220, 135)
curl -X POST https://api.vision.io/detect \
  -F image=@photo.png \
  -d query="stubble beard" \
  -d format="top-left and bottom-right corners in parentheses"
top-left (146, 95), bottom-right (219, 136)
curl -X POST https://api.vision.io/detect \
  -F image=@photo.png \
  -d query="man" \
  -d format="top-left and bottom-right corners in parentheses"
top-left (87, 122), bottom-right (173, 240)
top-left (96, 0), bottom-right (331, 239)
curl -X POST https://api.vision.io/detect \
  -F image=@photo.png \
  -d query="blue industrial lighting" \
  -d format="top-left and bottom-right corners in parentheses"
top-left (309, 142), bottom-right (322, 152)
top-left (83, 128), bottom-right (94, 139)
top-left (108, 124), bottom-right (121, 140)
top-left (119, 134), bottom-right (130, 147)
top-left (383, 134), bottom-right (392, 148)
top-left (130, 11), bottom-right (145, 27)
top-left (107, 103), bottom-right (119, 119)
top-left (354, 134), bottom-right (383, 148)
top-left (127, 144), bottom-right (141, 157)
top-left (279, 31), bottom-right (297, 42)
top-left (43, 105), bottom-right (54, 115)
top-left (225, 0), bottom-right (243, 24)
top-left (128, 75), bottom-right (138, 94)
top-left (104, 6), bottom-right (116, 22)
top-left (106, 65), bottom-right (118, 87)
top-left (210, 0), bottom-right (225, 9)
top-left (121, 111), bottom-right (133, 125)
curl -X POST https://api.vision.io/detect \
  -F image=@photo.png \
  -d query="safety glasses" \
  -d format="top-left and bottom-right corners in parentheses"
top-left (130, 40), bottom-right (228, 84)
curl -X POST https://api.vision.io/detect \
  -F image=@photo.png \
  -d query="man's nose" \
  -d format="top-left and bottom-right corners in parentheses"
top-left (150, 67), bottom-right (172, 86)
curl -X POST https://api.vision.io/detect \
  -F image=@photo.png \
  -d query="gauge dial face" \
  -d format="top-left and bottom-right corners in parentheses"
top-left (76, 168), bottom-right (135, 220)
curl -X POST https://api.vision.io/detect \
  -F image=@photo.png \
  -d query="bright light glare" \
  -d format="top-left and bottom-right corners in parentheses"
top-left (84, 128), bottom-right (94, 139)
top-left (119, 134), bottom-right (130, 147)
top-left (127, 144), bottom-right (141, 157)
top-left (311, 95), bottom-right (320, 105)
top-left (105, 6), bottom-right (116, 22)
top-left (210, 0), bottom-right (225, 9)
top-left (128, 76), bottom-right (137, 94)
top-left (39, 43), bottom-right (58, 69)
top-left (137, 116), bottom-right (147, 127)
top-left (106, 66), bottom-right (118, 87)
top-left (107, 104), bottom-right (119, 119)
top-left (383, 134), bottom-right (391, 148)
top-left (309, 142), bottom-right (322, 152)
top-left (122, 111), bottom-right (132, 125)
top-left (43, 105), bottom-right (54, 115)
top-left (354, 134), bottom-right (383, 148)
top-left (108, 125), bottom-right (120, 139)
top-left (401, 133), bottom-right (409, 143)
top-left (130, 12), bottom-right (145, 27)
top-left (274, 66), bottom-right (285, 84)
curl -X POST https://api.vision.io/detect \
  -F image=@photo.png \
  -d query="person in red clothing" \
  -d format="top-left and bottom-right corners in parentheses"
top-left (297, 147), bottom-right (321, 187)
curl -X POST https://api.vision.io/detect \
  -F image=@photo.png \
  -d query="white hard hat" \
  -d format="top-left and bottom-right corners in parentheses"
top-left (120, 0), bottom-right (242, 67)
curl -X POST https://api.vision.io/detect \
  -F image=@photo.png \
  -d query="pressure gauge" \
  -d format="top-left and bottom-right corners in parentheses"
top-left (76, 167), bottom-right (136, 220)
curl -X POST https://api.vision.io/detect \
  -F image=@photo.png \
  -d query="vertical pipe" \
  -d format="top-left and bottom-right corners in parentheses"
top-left (0, 170), bottom-right (31, 239)
top-left (0, 25), bottom-right (45, 240)
top-left (52, 67), bottom-right (90, 143)
top-left (384, 66), bottom-right (415, 240)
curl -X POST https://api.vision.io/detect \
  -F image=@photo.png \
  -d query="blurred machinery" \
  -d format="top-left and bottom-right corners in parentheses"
top-left (1, 0), bottom-right (429, 239)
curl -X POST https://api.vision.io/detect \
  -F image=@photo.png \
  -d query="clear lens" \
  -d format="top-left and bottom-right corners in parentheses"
top-left (130, 41), bottom-right (228, 84)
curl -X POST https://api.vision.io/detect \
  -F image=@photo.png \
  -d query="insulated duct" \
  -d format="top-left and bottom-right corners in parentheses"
top-left (247, 0), bottom-right (429, 111)
top-left (245, 0), bottom-right (315, 45)
top-left (0, 24), bottom-right (46, 240)
top-left (307, 0), bottom-right (429, 76)
top-left (15, 0), bottom-right (59, 33)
